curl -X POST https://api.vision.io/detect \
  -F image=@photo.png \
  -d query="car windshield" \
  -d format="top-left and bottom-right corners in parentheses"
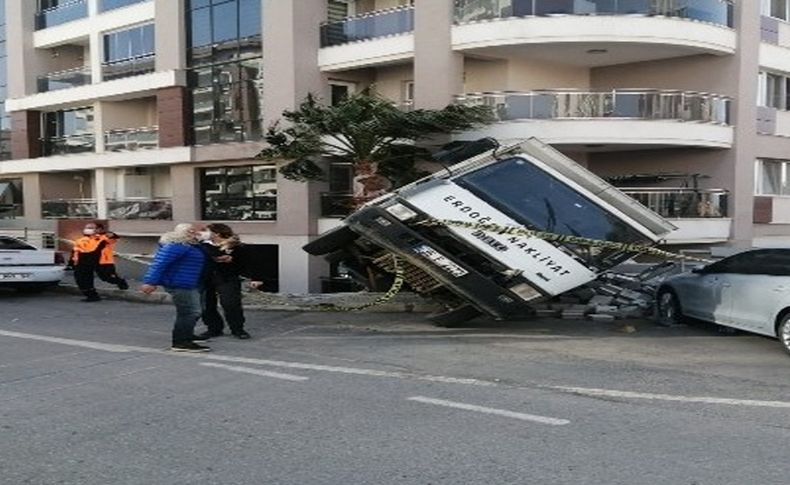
top-left (455, 156), bottom-right (652, 269)
top-left (0, 237), bottom-right (35, 250)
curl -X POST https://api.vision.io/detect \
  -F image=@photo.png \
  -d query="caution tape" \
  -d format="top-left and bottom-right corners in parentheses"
top-left (418, 218), bottom-right (713, 264)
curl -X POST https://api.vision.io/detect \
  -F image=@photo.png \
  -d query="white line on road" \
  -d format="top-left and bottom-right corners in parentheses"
top-left (408, 396), bottom-right (570, 426)
top-left (551, 386), bottom-right (790, 409)
top-left (200, 362), bottom-right (308, 382)
top-left (0, 330), bottom-right (141, 353)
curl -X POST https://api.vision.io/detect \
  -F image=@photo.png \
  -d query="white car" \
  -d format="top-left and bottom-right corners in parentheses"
top-left (0, 236), bottom-right (66, 292)
top-left (656, 248), bottom-right (790, 356)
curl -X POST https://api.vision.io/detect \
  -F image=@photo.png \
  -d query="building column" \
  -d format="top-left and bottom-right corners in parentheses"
top-left (413, 0), bottom-right (463, 109)
top-left (154, 0), bottom-right (187, 72)
top-left (87, 0), bottom-right (99, 16)
top-left (10, 111), bottom-right (42, 160)
top-left (94, 169), bottom-right (109, 219)
top-left (6, 0), bottom-right (43, 98)
top-left (157, 87), bottom-right (191, 147)
top-left (170, 164), bottom-right (199, 222)
top-left (89, 30), bottom-right (103, 84)
top-left (21, 173), bottom-right (42, 221)
top-left (263, 0), bottom-right (329, 294)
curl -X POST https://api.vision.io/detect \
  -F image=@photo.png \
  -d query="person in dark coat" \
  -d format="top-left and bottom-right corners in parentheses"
top-left (140, 223), bottom-right (209, 353)
top-left (94, 223), bottom-right (129, 290)
top-left (71, 222), bottom-right (107, 302)
top-left (197, 223), bottom-right (263, 340)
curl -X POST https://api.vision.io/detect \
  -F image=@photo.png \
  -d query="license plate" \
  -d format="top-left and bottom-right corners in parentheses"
top-left (0, 273), bottom-right (31, 280)
top-left (412, 245), bottom-right (468, 278)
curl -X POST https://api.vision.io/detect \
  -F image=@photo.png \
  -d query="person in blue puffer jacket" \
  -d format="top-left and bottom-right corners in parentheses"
top-left (140, 223), bottom-right (209, 353)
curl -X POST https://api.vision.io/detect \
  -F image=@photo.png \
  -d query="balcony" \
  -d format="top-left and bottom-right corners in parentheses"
top-left (36, 67), bottom-right (91, 93)
top-left (620, 188), bottom-right (728, 219)
top-left (102, 54), bottom-right (156, 82)
top-left (42, 199), bottom-right (98, 219)
top-left (321, 192), bottom-right (355, 218)
top-left (455, 89), bottom-right (734, 148)
top-left (101, 0), bottom-right (149, 12)
top-left (35, 0), bottom-right (88, 30)
top-left (107, 199), bottom-right (172, 220)
top-left (318, 6), bottom-right (416, 71)
top-left (104, 126), bottom-right (159, 152)
top-left (41, 134), bottom-right (96, 157)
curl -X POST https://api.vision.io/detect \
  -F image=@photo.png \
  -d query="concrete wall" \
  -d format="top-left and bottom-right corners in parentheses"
top-left (154, 0), bottom-right (186, 72)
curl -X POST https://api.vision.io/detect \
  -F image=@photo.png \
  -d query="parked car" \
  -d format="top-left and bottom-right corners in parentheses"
top-left (656, 248), bottom-right (790, 356)
top-left (305, 138), bottom-right (675, 326)
top-left (0, 236), bottom-right (65, 292)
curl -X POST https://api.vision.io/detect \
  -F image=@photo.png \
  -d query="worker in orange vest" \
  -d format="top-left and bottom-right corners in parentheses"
top-left (71, 222), bottom-right (107, 302)
top-left (95, 223), bottom-right (129, 290)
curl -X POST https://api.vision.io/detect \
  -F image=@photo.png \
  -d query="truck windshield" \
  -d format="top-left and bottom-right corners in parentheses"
top-left (455, 157), bottom-right (651, 269)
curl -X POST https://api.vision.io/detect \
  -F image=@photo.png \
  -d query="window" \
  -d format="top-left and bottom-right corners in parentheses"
top-left (402, 80), bottom-right (414, 106)
top-left (756, 159), bottom-right (790, 196)
top-left (0, 178), bottom-right (23, 219)
top-left (329, 81), bottom-right (356, 106)
top-left (103, 24), bottom-right (155, 63)
top-left (42, 107), bottom-right (95, 155)
top-left (705, 249), bottom-right (790, 276)
top-left (764, 0), bottom-right (790, 21)
top-left (0, 236), bottom-right (34, 250)
top-left (200, 165), bottom-right (277, 221)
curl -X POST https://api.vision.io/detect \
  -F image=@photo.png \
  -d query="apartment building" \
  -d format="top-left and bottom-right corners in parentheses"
top-left (0, 0), bottom-right (788, 292)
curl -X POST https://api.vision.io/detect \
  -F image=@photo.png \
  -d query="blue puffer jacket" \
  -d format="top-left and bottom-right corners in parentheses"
top-left (143, 242), bottom-right (206, 289)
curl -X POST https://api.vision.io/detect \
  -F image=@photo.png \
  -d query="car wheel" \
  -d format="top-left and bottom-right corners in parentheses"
top-left (777, 314), bottom-right (790, 356)
top-left (656, 289), bottom-right (684, 326)
top-left (428, 304), bottom-right (481, 328)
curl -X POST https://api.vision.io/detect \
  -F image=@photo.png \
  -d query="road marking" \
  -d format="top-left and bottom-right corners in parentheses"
top-left (552, 386), bottom-right (790, 409)
top-left (200, 363), bottom-right (308, 382)
top-left (408, 396), bottom-right (570, 426)
top-left (0, 330), bottom-right (141, 353)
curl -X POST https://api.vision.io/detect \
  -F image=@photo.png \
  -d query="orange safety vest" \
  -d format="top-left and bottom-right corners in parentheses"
top-left (99, 234), bottom-right (117, 265)
top-left (71, 235), bottom-right (104, 265)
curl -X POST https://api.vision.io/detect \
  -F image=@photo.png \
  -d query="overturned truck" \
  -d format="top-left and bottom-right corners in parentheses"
top-left (305, 138), bottom-right (675, 326)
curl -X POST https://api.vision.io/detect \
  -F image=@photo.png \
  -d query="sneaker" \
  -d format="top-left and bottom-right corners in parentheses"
top-left (170, 342), bottom-right (210, 353)
top-left (117, 280), bottom-right (129, 290)
top-left (232, 330), bottom-right (251, 340)
top-left (197, 331), bottom-right (223, 339)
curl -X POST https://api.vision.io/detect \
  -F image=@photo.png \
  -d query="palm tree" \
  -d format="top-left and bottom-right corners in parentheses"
top-left (257, 90), bottom-right (494, 207)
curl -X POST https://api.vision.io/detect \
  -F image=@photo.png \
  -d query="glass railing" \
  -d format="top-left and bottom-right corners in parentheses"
top-left (455, 89), bottom-right (731, 124)
top-left (35, 0), bottom-right (88, 30)
top-left (102, 54), bottom-right (156, 81)
top-left (41, 134), bottom-right (96, 156)
top-left (41, 199), bottom-right (98, 219)
top-left (321, 5), bottom-right (415, 47)
top-left (107, 199), bottom-right (172, 220)
top-left (620, 188), bottom-right (729, 218)
top-left (104, 126), bottom-right (159, 152)
top-left (37, 67), bottom-right (91, 93)
top-left (321, 192), bottom-right (356, 218)
top-left (101, 0), bottom-right (149, 12)
top-left (192, 120), bottom-right (263, 145)
top-left (454, 0), bottom-right (733, 28)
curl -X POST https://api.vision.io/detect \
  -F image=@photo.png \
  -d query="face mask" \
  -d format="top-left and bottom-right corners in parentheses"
top-left (197, 230), bottom-right (212, 241)
top-left (83, 229), bottom-right (95, 236)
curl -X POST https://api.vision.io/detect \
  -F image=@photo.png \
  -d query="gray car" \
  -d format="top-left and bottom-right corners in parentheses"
top-left (656, 248), bottom-right (790, 356)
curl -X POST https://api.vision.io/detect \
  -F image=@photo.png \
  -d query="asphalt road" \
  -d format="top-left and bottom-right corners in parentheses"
top-left (2, 291), bottom-right (789, 485)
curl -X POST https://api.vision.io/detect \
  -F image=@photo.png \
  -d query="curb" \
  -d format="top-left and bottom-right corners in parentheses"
top-left (53, 284), bottom-right (440, 313)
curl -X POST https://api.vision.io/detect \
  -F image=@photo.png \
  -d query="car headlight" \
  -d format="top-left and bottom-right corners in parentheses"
top-left (509, 282), bottom-right (542, 302)
top-left (386, 203), bottom-right (418, 221)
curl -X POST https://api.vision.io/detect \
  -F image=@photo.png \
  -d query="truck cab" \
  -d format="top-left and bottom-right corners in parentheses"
top-left (305, 138), bottom-right (675, 325)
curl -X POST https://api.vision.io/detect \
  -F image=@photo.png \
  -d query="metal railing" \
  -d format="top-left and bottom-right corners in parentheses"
top-left (104, 126), bottom-right (159, 152)
top-left (0, 204), bottom-right (23, 219)
top-left (35, 0), bottom-right (88, 29)
top-left (320, 5), bottom-right (415, 47)
top-left (101, 0), bottom-right (149, 12)
top-left (454, 0), bottom-right (734, 27)
top-left (41, 199), bottom-right (98, 219)
top-left (321, 192), bottom-right (355, 218)
top-left (455, 89), bottom-right (731, 124)
top-left (37, 66), bottom-right (91, 93)
top-left (41, 134), bottom-right (96, 156)
top-left (620, 188), bottom-right (729, 218)
top-left (107, 198), bottom-right (172, 220)
top-left (102, 54), bottom-right (156, 81)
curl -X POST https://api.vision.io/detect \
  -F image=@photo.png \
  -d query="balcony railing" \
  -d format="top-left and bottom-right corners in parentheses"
top-left (0, 204), bottom-right (23, 219)
top-left (104, 126), bottom-right (159, 152)
top-left (454, 0), bottom-right (733, 28)
top-left (321, 192), bottom-right (355, 218)
top-left (41, 134), bottom-right (96, 156)
top-left (35, 0), bottom-right (88, 30)
top-left (42, 199), bottom-right (98, 219)
top-left (107, 199), bottom-right (172, 220)
top-left (455, 89), bottom-right (731, 124)
top-left (101, 0), bottom-right (149, 12)
top-left (620, 188), bottom-right (728, 218)
top-left (102, 54), bottom-right (156, 81)
top-left (37, 67), bottom-right (91, 93)
top-left (320, 5), bottom-right (415, 47)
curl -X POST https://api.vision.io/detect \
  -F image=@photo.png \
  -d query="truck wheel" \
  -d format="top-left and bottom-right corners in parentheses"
top-left (303, 227), bottom-right (359, 256)
top-left (428, 305), bottom-right (481, 328)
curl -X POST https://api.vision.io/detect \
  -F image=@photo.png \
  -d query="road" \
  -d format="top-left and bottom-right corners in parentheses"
top-left (1, 291), bottom-right (789, 485)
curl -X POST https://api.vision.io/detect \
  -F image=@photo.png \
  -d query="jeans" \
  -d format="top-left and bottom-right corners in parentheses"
top-left (202, 277), bottom-right (245, 334)
top-left (166, 287), bottom-right (202, 345)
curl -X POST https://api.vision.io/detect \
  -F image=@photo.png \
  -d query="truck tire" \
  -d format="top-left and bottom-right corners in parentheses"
top-left (428, 304), bottom-right (481, 328)
top-left (303, 227), bottom-right (359, 256)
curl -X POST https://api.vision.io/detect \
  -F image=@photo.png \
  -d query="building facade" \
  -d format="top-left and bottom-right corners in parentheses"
top-left (0, 0), bottom-right (788, 292)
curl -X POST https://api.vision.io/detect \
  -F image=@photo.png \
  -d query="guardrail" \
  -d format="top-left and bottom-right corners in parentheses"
top-left (41, 134), bottom-right (96, 156)
top-left (102, 54), bottom-right (155, 81)
top-left (455, 89), bottom-right (731, 124)
top-left (320, 5), bottom-right (415, 47)
top-left (35, 0), bottom-right (88, 30)
top-left (107, 199), bottom-right (172, 220)
top-left (37, 66), bottom-right (91, 93)
top-left (454, 0), bottom-right (733, 27)
top-left (41, 199), bottom-right (98, 219)
top-left (104, 126), bottom-right (158, 152)
top-left (620, 188), bottom-right (729, 218)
